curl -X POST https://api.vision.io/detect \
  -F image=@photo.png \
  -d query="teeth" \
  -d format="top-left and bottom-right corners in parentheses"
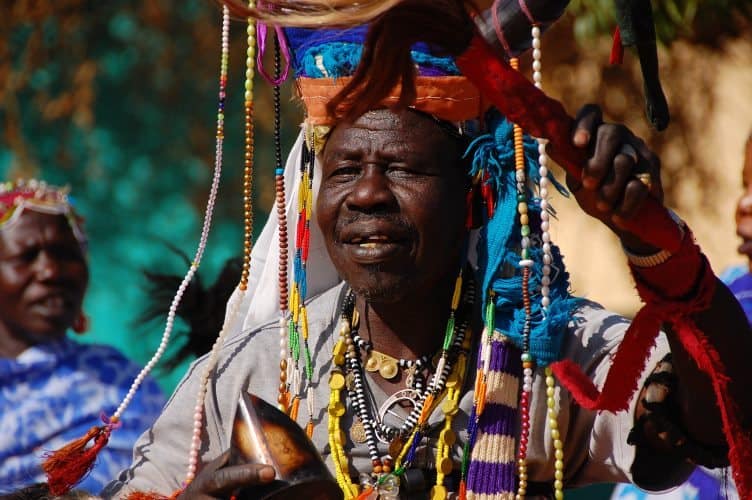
top-left (351, 235), bottom-right (391, 245)
top-left (360, 243), bottom-right (378, 249)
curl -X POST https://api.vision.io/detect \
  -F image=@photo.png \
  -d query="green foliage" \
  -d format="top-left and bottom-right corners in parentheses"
top-left (0, 0), bottom-right (301, 392)
top-left (568, 0), bottom-right (751, 45)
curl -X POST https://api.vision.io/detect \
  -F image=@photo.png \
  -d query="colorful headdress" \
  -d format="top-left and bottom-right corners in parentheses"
top-left (0, 179), bottom-right (87, 251)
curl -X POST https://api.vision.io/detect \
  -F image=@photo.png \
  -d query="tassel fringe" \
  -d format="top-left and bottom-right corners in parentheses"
top-left (42, 425), bottom-right (112, 496)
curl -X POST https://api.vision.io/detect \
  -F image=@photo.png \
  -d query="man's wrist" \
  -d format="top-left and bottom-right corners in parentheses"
top-left (623, 209), bottom-right (686, 268)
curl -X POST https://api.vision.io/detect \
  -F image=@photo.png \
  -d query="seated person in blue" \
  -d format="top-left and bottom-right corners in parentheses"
top-left (0, 180), bottom-right (165, 494)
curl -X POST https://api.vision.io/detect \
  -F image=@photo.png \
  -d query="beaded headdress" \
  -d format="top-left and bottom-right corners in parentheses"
top-left (0, 179), bottom-right (86, 250)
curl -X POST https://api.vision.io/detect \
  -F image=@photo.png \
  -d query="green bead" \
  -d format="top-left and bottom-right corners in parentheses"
top-left (521, 225), bottom-right (530, 236)
top-left (521, 352), bottom-right (533, 363)
top-left (517, 193), bottom-right (526, 202)
top-left (521, 248), bottom-right (529, 259)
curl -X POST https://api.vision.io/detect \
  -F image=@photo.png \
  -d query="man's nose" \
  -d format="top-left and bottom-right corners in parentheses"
top-left (346, 166), bottom-right (397, 212)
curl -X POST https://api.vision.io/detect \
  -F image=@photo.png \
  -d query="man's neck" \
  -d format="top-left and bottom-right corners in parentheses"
top-left (353, 280), bottom-right (456, 361)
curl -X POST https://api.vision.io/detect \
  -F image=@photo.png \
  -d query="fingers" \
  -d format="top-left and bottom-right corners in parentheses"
top-left (179, 450), bottom-right (276, 499)
top-left (570, 106), bottom-right (664, 226)
top-left (196, 464), bottom-right (276, 495)
top-left (572, 103), bottom-right (603, 149)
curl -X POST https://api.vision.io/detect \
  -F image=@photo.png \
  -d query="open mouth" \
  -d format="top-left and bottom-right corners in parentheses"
top-left (348, 234), bottom-right (400, 248)
top-left (340, 229), bottom-right (411, 263)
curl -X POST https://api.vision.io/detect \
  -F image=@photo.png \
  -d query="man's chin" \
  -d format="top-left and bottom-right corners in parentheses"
top-left (346, 269), bottom-right (411, 304)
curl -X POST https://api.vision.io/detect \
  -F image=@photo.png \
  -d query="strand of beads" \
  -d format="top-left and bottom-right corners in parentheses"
top-left (532, 24), bottom-right (553, 313)
top-left (509, 56), bottom-right (535, 500)
top-left (329, 293), bottom-right (359, 499)
top-left (287, 128), bottom-right (316, 432)
top-left (531, 23), bottom-right (565, 500)
top-left (180, 6), bottom-right (236, 486)
top-left (271, 29), bottom-right (291, 414)
top-left (546, 366), bottom-right (565, 499)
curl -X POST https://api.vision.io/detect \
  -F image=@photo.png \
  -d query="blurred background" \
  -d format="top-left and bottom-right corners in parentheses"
top-left (1, 1), bottom-right (751, 497)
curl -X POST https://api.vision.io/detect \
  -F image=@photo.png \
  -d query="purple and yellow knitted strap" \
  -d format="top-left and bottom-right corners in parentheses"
top-left (467, 333), bottom-right (521, 499)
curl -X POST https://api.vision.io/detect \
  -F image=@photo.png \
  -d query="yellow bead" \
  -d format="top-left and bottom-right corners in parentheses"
top-left (554, 439), bottom-right (563, 450)
top-left (520, 214), bottom-right (529, 226)
top-left (334, 339), bottom-right (347, 357)
top-left (430, 485), bottom-right (447, 500)
top-left (546, 376), bottom-right (555, 386)
top-left (554, 480), bottom-right (563, 491)
top-left (551, 429), bottom-right (560, 440)
top-left (519, 472), bottom-right (527, 481)
top-left (439, 429), bottom-right (456, 446)
top-left (247, 46), bottom-right (256, 58)
top-left (555, 449), bottom-right (564, 460)
top-left (329, 372), bottom-right (345, 390)
top-left (518, 480), bottom-right (527, 489)
top-left (555, 470), bottom-right (563, 481)
top-left (549, 418), bottom-right (558, 429)
top-left (333, 354), bottom-right (345, 366)
top-left (547, 400), bottom-right (555, 409)
top-left (555, 459), bottom-right (564, 470)
top-left (546, 387), bottom-right (555, 397)
top-left (518, 203), bottom-right (528, 214)
top-left (518, 458), bottom-right (526, 467)
top-left (555, 491), bottom-right (564, 500)
top-left (441, 400), bottom-right (459, 416)
top-left (438, 456), bottom-right (453, 474)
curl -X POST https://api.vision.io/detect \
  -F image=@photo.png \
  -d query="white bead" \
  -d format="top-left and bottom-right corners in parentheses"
top-left (532, 26), bottom-right (541, 38)
top-left (533, 49), bottom-right (541, 60)
top-left (540, 199), bottom-right (549, 210)
top-left (542, 276), bottom-right (551, 286)
top-left (542, 297), bottom-right (551, 307)
top-left (539, 176), bottom-right (549, 188)
top-left (542, 265), bottom-right (551, 275)
top-left (523, 383), bottom-right (532, 392)
top-left (541, 221), bottom-right (549, 232)
top-left (532, 38), bottom-right (541, 49)
top-left (521, 238), bottom-right (529, 249)
top-left (543, 254), bottom-right (552, 265)
top-left (543, 243), bottom-right (551, 253)
top-left (532, 60), bottom-right (541, 72)
top-left (516, 170), bottom-right (526, 182)
top-left (519, 259), bottom-right (534, 268)
top-left (524, 367), bottom-right (533, 377)
top-left (542, 232), bottom-right (550, 243)
top-left (540, 188), bottom-right (548, 198)
top-left (533, 73), bottom-right (542, 84)
top-left (541, 286), bottom-right (550, 297)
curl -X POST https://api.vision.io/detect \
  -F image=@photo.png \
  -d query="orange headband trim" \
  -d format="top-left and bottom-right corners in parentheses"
top-left (298, 75), bottom-right (488, 126)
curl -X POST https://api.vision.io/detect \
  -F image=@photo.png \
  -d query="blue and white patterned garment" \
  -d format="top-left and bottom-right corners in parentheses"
top-left (0, 337), bottom-right (165, 494)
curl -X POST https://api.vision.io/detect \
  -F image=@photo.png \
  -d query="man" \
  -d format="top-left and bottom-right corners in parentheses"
top-left (104, 93), bottom-right (752, 498)
top-left (0, 180), bottom-right (165, 494)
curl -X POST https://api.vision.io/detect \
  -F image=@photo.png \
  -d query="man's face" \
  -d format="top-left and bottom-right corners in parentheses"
top-left (736, 137), bottom-right (752, 269)
top-left (0, 211), bottom-right (88, 351)
top-left (317, 108), bottom-right (467, 303)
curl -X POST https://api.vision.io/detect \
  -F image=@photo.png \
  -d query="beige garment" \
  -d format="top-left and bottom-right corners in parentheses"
top-left (103, 282), bottom-right (679, 499)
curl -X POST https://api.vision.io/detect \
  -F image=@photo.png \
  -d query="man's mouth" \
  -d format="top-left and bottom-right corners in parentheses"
top-left (348, 234), bottom-right (398, 248)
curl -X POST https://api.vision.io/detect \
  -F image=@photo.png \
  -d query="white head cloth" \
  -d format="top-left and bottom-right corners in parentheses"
top-left (225, 127), bottom-right (340, 338)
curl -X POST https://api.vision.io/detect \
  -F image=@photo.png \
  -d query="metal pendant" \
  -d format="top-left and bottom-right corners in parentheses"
top-left (365, 351), bottom-right (400, 380)
top-left (377, 389), bottom-right (421, 443)
top-left (350, 416), bottom-right (367, 444)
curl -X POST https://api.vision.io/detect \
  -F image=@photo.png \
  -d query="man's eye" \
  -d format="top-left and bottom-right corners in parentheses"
top-left (330, 164), bottom-right (360, 178)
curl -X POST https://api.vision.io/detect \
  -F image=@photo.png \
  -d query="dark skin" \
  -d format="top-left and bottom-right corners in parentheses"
top-left (0, 211), bottom-right (88, 358)
top-left (182, 107), bottom-right (752, 496)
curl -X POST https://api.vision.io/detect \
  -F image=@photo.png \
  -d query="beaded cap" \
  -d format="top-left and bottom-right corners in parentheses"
top-left (0, 179), bottom-right (86, 250)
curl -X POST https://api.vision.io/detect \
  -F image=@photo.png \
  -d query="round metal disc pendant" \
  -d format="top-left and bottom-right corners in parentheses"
top-left (350, 417), bottom-right (367, 444)
top-left (377, 389), bottom-right (421, 443)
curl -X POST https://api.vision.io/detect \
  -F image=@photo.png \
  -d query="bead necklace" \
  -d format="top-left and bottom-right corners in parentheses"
top-left (273, 29), bottom-right (292, 414)
top-left (328, 270), bottom-right (474, 499)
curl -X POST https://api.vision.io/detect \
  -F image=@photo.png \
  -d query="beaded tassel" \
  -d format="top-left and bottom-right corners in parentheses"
top-left (289, 126), bottom-right (316, 435)
top-left (86, 9), bottom-right (238, 499)
top-left (182, 5), bottom-right (255, 488)
top-left (546, 366), bottom-right (565, 499)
